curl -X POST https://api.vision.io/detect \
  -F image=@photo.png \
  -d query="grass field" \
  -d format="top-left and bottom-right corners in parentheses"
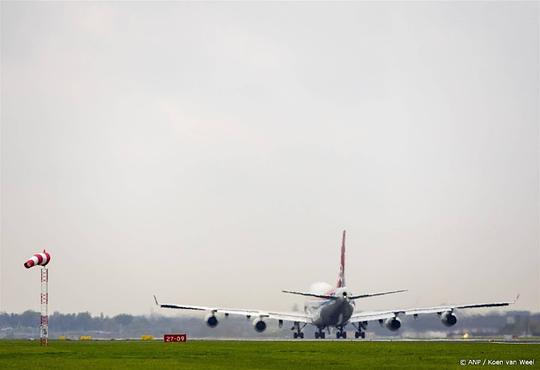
top-left (0, 340), bottom-right (539, 369)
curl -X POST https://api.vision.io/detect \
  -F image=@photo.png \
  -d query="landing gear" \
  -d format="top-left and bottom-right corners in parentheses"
top-left (336, 328), bottom-right (347, 339)
top-left (352, 322), bottom-right (367, 339)
top-left (315, 328), bottom-right (326, 339)
top-left (292, 322), bottom-right (306, 339)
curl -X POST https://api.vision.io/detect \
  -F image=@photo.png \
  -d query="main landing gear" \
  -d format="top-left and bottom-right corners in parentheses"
top-left (336, 327), bottom-right (347, 339)
top-left (354, 331), bottom-right (366, 339)
top-left (352, 322), bottom-right (366, 339)
top-left (314, 328), bottom-right (326, 339)
top-left (292, 322), bottom-right (306, 339)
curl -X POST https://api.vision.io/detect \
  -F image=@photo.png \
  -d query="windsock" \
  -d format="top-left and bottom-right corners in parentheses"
top-left (24, 250), bottom-right (51, 268)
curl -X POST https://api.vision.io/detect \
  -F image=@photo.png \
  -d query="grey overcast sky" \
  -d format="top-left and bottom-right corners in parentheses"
top-left (1, 2), bottom-right (538, 316)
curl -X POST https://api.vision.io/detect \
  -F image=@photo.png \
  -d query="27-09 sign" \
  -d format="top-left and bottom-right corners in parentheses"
top-left (163, 334), bottom-right (187, 342)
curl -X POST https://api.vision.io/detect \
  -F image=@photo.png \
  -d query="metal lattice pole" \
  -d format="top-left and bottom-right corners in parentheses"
top-left (40, 267), bottom-right (48, 346)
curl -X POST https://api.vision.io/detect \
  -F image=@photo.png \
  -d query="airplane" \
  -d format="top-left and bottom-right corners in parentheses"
top-left (154, 230), bottom-right (517, 339)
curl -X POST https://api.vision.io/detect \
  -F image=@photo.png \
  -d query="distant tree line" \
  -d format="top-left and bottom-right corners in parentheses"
top-left (0, 311), bottom-right (135, 332)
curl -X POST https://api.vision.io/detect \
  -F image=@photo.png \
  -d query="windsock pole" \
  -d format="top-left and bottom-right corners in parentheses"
top-left (24, 250), bottom-right (51, 346)
top-left (40, 266), bottom-right (48, 346)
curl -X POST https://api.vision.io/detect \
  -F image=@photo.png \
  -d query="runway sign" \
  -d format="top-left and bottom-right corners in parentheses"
top-left (163, 334), bottom-right (187, 342)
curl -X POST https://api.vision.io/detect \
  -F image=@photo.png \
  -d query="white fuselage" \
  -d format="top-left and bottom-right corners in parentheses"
top-left (305, 287), bottom-right (355, 328)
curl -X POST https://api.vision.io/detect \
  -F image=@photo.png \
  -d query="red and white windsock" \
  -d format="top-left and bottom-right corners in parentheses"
top-left (24, 250), bottom-right (51, 269)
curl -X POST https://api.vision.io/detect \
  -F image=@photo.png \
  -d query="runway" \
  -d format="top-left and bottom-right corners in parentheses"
top-left (183, 337), bottom-right (540, 344)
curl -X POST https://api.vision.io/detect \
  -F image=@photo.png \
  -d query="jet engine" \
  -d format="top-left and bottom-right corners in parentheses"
top-left (205, 314), bottom-right (219, 328)
top-left (252, 318), bottom-right (267, 333)
top-left (440, 311), bottom-right (457, 327)
top-left (384, 317), bottom-right (402, 331)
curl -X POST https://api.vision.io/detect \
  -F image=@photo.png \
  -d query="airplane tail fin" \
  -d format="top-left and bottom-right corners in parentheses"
top-left (337, 230), bottom-right (346, 288)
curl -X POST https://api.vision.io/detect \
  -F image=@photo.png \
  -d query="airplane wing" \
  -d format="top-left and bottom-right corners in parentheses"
top-left (282, 289), bottom-right (407, 300)
top-left (154, 295), bottom-right (312, 323)
top-left (349, 289), bottom-right (407, 300)
top-left (349, 295), bottom-right (519, 323)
